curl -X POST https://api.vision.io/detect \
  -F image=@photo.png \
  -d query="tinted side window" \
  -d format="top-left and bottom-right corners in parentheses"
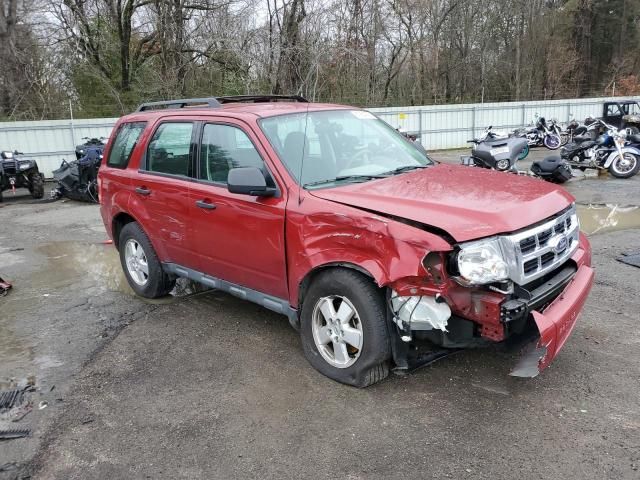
top-left (199, 124), bottom-right (265, 183)
top-left (106, 122), bottom-right (146, 168)
top-left (147, 122), bottom-right (194, 176)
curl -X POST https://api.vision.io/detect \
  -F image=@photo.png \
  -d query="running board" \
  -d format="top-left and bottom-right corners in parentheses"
top-left (162, 263), bottom-right (299, 329)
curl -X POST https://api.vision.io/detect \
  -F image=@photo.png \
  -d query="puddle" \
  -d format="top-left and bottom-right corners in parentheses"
top-left (34, 242), bottom-right (207, 301)
top-left (577, 204), bottom-right (640, 236)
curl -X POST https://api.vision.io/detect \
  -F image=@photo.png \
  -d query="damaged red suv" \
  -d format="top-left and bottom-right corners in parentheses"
top-left (99, 96), bottom-right (594, 387)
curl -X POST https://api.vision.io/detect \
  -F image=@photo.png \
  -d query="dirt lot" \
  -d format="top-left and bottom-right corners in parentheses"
top-left (1, 150), bottom-right (639, 480)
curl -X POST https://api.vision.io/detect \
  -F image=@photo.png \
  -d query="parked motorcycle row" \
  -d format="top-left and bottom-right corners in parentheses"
top-left (461, 114), bottom-right (640, 183)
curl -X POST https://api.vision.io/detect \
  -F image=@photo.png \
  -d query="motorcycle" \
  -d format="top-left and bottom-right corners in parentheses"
top-left (512, 114), bottom-right (562, 150)
top-left (75, 136), bottom-right (107, 160)
top-left (471, 126), bottom-right (529, 160)
top-left (52, 144), bottom-right (103, 202)
top-left (461, 127), bottom-right (572, 183)
top-left (560, 119), bottom-right (640, 178)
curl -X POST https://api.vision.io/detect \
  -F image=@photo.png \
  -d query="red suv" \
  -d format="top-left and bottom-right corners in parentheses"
top-left (99, 96), bottom-right (594, 387)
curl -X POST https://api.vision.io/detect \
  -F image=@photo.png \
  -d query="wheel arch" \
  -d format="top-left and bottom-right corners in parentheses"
top-left (112, 212), bottom-right (138, 251)
top-left (297, 262), bottom-right (379, 312)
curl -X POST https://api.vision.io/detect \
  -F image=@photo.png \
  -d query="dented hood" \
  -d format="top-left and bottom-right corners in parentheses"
top-left (310, 164), bottom-right (574, 242)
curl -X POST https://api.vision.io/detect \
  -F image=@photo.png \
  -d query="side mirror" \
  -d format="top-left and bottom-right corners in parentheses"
top-left (227, 167), bottom-right (275, 196)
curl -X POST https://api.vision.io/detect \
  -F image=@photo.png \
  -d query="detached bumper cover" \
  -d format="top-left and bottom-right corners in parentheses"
top-left (511, 264), bottom-right (594, 377)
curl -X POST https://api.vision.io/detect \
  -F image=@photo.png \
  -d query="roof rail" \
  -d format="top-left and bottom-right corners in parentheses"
top-left (216, 95), bottom-right (309, 104)
top-left (135, 97), bottom-right (222, 112)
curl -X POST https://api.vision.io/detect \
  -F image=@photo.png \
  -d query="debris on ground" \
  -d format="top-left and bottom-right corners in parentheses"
top-left (0, 276), bottom-right (12, 296)
top-left (0, 385), bottom-right (35, 423)
top-left (0, 462), bottom-right (18, 472)
top-left (0, 428), bottom-right (30, 440)
top-left (0, 389), bottom-right (26, 410)
top-left (617, 250), bottom-right (640, 268)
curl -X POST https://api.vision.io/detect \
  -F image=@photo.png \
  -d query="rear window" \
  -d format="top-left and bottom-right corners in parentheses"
top-left (107, 122), bottom-right (146, 168)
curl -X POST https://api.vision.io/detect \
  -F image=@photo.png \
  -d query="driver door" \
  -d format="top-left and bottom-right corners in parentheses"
top-left (187, 120), bottom-right (288, 299)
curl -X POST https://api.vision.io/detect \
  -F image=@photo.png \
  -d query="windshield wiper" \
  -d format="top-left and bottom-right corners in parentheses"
top-left (382, 165), bottom-right (429, 176)
top-left (303, 174), bottom-right (388, 189)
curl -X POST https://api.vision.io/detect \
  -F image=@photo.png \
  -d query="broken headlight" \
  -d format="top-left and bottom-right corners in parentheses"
top-left (456, 237), bottom-right (509, 285)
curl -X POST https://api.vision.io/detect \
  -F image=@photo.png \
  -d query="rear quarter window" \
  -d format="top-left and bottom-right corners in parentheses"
top-left (107, 122), bottom-right (147, 168)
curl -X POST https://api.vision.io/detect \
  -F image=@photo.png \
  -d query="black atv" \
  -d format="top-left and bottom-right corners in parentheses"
top-left (75, 137), bottom-right (106, 160)
top-left (0, 150), bottom-right (45, 202)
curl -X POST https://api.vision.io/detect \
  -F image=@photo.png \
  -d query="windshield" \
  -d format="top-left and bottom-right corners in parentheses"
top-left (259, 109), bottom-right (434, 189)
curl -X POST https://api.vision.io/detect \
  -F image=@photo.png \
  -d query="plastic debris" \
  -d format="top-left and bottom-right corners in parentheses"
top-left (0, 428), bottom-right (30, 440)
top-left (0, 276), bottom-right (12, 296)
top-left (617, 251), bottom-right (640, 268)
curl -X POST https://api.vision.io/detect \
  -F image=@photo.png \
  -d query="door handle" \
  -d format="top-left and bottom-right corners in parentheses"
top-left (135, 186), bottom-right (151, 196)
top-left (195, 200), bottom-right (216, 210)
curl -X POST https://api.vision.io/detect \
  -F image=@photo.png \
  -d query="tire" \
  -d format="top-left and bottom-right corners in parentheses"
top-left (518, 143), bottom-right (529, 160)
top-left (495, 158), bottom-right (510, 171)
top-left (0, 188), bottom-right (3, 203)
top-left (118, 222), bottom-right (176, 298)
top-left (300, 269), bottom-right (391, 388)
top-left (544, 134), bottom-right (561, 150)
top-left (609, 153), bottom-right (640, 179)
top-left (560, 133), bottom-right (570, 146)
top-left (30, 173), bottom-right (44, 199)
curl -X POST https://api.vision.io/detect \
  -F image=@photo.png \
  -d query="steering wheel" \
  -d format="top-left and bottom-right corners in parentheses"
top-left (344, 146), bottom-right (370, 170)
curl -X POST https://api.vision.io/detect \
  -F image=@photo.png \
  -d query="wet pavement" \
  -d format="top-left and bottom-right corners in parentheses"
top-left (1, 150), bottom-right (639, 479)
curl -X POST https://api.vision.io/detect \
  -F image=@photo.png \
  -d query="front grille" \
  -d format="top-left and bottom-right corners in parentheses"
top-left (1, 161), bottom-right (17, 175)
top-left (500, 205), bottom-right (580, 285)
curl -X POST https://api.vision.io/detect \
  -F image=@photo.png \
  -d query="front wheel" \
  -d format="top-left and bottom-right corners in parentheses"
top-left (609, 153), bottom-right (640, 178)
top-left (30, 173), bottom-right (44, 199)
top-left (544, 134), bottom-right (561, 150)
top-left (300, 269), bottom-right (391, 387)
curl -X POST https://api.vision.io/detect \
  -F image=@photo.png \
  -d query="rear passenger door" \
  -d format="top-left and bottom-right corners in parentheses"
top-left (188, 120), bottom-right (288, 299)
top-left (132, 120), bottom-right (196, 268)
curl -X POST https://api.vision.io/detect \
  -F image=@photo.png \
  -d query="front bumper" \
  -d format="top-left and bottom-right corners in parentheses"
top-left (511, 234), bottom-right (594, 377)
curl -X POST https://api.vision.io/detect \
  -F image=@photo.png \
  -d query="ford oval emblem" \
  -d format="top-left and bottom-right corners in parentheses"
top-left (551, 234), bottom-right (568, 254)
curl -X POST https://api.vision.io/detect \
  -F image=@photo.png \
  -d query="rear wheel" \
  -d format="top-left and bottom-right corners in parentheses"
top-left (119, 222), bottom-right (175, 298)
top-left (609, 153), bottom-right (640, 178)
top-left (30, 173), bottom-right (44, 199)
top-left (300, 269), bottom-right (391, 387)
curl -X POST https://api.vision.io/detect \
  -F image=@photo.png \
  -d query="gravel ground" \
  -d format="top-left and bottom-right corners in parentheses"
top-left (0, 149), bottom-right (639, 480)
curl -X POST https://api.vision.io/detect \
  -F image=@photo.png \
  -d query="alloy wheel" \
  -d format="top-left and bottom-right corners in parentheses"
top-left (124, 239), bottom-right (149, 286)
top-left (311, 295), bottom-right (364, 369)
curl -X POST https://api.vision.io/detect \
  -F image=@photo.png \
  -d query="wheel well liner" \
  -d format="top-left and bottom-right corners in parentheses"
top-left (112, 212), bottom-right (137, 250)
top-left (297, 262), bottom-right (376, 310)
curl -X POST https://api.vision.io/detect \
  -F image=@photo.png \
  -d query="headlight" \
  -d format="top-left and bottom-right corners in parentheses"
top-left (79, 149), bottom-right (84, 154)
top-left (457, 238), bottom-right (509, 285)
top-left (19, 162), bottom-right (31, 171)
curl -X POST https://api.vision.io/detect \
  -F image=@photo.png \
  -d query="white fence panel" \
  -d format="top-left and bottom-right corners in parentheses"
top-left (1, 96), bottom-right (639, 177)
